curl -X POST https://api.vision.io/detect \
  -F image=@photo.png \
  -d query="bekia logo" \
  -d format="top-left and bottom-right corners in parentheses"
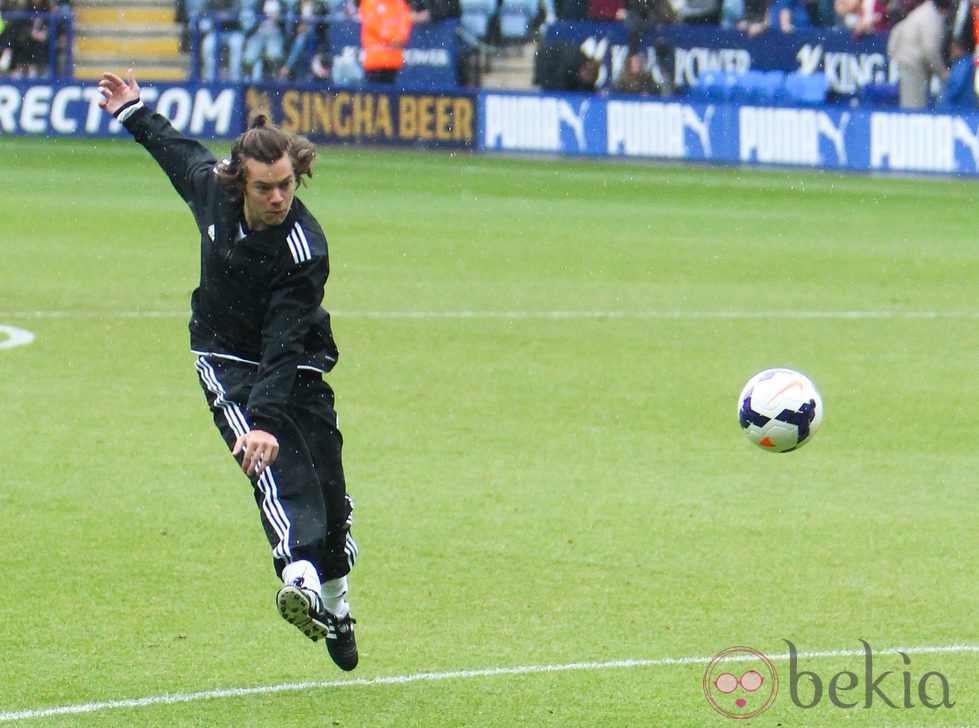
top-left (703, 646), bottom-right (779, 719)
top-left (704, 641), bottom-right (955, 719)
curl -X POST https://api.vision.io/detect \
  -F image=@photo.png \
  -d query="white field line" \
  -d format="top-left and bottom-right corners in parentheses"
top-left (1, 310), bottom-right (978, 320)
top-left (2, 310), bottom-right (973, 353)
top-left (0, 325), bottom-right (34, 350)
top-left (0, 644), bottom-right (976, 723)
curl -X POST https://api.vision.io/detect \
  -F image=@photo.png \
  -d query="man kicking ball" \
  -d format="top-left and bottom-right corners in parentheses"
top-left (98, 69), bottom-right (359, 670)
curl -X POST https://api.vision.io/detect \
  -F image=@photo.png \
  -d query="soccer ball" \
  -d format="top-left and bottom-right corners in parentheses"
top-left (738, 368), bottom-right (823, 452)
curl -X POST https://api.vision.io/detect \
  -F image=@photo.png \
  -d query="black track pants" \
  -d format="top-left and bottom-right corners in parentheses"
top-left (194, 355), bottom-right (357, 582)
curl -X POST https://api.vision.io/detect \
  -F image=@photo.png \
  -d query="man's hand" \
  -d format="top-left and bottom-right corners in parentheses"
top-left (233, 430), bottom-right (280, 478)
top-left (97, 69), bottom-right (141, 116)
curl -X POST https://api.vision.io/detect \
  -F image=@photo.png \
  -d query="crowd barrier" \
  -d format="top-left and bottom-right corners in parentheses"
top-left (4, 78), bottom-right (979, 177)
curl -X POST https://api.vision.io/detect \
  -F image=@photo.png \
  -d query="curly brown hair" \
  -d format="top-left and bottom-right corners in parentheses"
top-left (214, 114), bottom-right (317, 198)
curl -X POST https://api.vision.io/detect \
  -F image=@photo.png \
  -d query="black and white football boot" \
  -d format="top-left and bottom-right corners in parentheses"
top-left (276, 580), bottom-right (359, 671)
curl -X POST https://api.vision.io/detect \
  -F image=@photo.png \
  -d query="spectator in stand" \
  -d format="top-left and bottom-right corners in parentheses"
top-left (886, 0), bottom-right (924, 25)
top-left (937, 35), bottom-right (978, 104)
top-left (199, 0), bottom-right (247, 81)
top-left (611, 39), bottom-right (673, 95)
top-left (359, 0), bottom-right (412, 84)
top-left (770, 0), bottom-right (814, 30)
top-left (720, 0), bottom-right (742, 26)
top-left (406, 0), bottom-right (480, 86)
top-left (4, 0), bottom-right (52, 78)
top-left (279, 0), bottom-right (331, 80)
top-left (800, 0), bottom-right (838, 26)
top-left (835, 0), bottom-right (887, 33)
top-left (243, 0), bottom-right (286, 80)
top-left (559, 0), bottom-right (587, 19)
top-left (618, 0), bottom-right (675, 50)
top-left (725, 0), bottom-right (770, 34)
top-left (949, 0), bottom-right (975, 39)
top-left (52, 0), bottom-right (70, 75)
top-left (536, 37), bottom-right (606, 92)
top-left (177, 0), bottom-right (191, 49)
top-left (0, 0), bottom-right (13, 75)
top-left (612, 47), bottom-right (657, 95)
top-left (887, 0), bottom-right (950, 107)
top-left (544, 0), bottom-right (560, 24)
top-left (407, 0), bottom-right (459, 24)
top-left (948, 0), bottom-right (979, 61)
top-left (588, 0), bottom-right (624, 21)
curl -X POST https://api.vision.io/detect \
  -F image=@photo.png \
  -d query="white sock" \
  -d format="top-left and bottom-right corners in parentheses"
top-left (321, 576), bottom-right (350, 617)
top-left (281, 560), bottom-right (321, 595)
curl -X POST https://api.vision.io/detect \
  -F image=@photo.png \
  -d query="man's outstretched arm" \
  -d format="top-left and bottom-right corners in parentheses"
top-left (96, 69), bottom-right (218, 208)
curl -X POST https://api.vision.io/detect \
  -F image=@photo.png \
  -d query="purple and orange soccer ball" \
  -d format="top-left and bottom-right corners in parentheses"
top-left (738, 368), bottom-right (823, 452)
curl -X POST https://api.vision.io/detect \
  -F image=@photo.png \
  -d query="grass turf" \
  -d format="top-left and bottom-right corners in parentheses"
top-left (0, 136), bottom-right (976, 726)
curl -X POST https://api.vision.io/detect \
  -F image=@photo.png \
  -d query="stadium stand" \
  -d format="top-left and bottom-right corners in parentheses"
top-left (71, 0), bottom-right (185, 80)
top-left (459, 0), bottom-right (495, 40)
top-left (496, 0), bottom-right (539, 41)
top-left (0, 0), bottom-right (934, 103)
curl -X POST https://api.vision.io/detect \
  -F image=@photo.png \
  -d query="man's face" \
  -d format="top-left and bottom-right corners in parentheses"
top-left (578, 59), bottom-right (600, 88)
top-left (242, 154), bottom-right (296, 231)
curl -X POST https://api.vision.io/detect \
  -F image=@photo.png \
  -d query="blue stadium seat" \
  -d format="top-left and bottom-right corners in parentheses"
top-left (707, 70), bottom-right (782, 105)
top-left (759, 70), bottom-right (786, 103)
top-left (857, 82), bottom-right (899, 107)
top-left (689, 70), bottom-right (738, 102)
top-left (783, 72), bottom-right (828, 105)
top-left (460, 0), bottom-right (496, 39)
top-left (729, 69), bottom-right (759, 103)
top-left (322, 0), bottom-right (348, 16)
top-left (498, 0), bottom-right (538, 41)
top-left (733, 70), bottom-right (781, 104)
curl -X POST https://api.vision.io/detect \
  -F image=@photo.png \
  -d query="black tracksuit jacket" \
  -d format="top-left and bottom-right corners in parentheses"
top-left (122, 105), bottom-right (339, 436)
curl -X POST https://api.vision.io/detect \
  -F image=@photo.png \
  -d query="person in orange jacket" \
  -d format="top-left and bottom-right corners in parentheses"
top-left (360, 0), bottom-right (413, 84)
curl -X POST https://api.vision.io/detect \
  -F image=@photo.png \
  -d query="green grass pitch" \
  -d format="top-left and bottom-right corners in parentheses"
top-left (0, 135), bottom-right (976, 727)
